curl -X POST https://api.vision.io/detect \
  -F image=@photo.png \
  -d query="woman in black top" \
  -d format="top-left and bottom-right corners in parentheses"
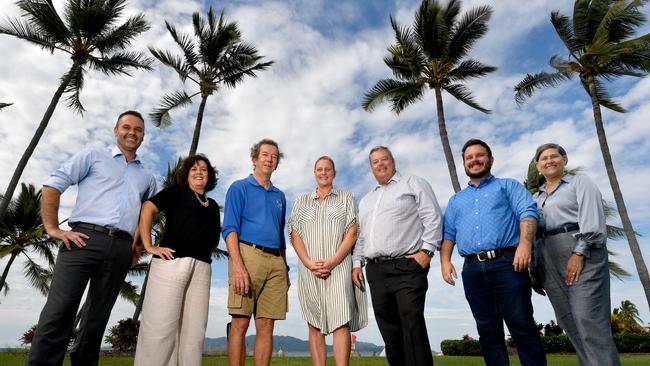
top-left (134, 155), bottom-right (220, 366)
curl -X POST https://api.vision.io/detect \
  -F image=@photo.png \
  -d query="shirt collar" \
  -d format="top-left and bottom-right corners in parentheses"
top-left (373, 171), bottom-right (401, 191)
top-left (247, 174), bottom-right (279, 192)
top-left (467, 174), bottom-right (494, 188)
top-left (309, 187), bottom-right (340, 200)
top-left (111, 145), bottom-right (141, 163)
top-left (538, 174), bottom-right (571, 193)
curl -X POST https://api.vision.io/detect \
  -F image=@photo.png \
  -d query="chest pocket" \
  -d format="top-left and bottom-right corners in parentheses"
top-left (326, 201), bottom-right (346, 225)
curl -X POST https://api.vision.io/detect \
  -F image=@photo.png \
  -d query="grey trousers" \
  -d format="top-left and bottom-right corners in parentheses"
top-left (26, 227), bottom-right (132, 366)
top-left (538, 232), bottom-right (620, 366)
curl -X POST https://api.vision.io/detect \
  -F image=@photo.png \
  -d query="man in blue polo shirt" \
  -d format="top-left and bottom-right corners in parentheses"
top-left (222, 138), bottom-right (288, 366)
top-left (440, 139), bottom-right (546, 366)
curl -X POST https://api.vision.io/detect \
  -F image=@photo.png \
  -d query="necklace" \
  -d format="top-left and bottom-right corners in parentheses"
top-left (194, 191), bottom-right (209, 207)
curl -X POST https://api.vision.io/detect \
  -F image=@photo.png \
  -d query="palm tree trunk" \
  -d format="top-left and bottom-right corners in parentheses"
top-left (587, 75), bottom-right (650, 310)
top-left (188, 94), bottom-right (209, 156)
top-left (0, 251), bottom-right (19, 293)
top-left (132, 261), bottom-right (151, 321)
top-left (434, 87), bottom-right (461, 193)
top-left (0, 66), bottom-right (77, 221)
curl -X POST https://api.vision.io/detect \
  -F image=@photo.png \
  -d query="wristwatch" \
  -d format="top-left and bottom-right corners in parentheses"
top-left (420, 249), bottom-right (434, 258)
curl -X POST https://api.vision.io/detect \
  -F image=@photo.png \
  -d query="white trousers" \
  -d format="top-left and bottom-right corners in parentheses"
top-left (134, 257), bottom-right (211, 366)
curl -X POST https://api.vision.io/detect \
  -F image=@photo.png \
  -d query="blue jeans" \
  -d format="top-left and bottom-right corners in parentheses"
top-left (462, 252), bottom-right (546, 366)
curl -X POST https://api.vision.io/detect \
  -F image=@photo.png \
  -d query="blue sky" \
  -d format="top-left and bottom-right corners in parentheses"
top-left (1, 0), bottom-right (650, 353)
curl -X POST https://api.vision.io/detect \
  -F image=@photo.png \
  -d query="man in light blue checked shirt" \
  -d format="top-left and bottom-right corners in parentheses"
top-left (27, 111), bottom-right (157, 366)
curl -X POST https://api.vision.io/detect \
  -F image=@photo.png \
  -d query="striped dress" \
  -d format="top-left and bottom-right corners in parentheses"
top-left (288, 188), bottom-right (368, 334)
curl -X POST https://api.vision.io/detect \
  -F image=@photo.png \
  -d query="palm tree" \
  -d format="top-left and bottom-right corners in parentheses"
top-left (362, 0), bottom-right (496, 192)
top-left (514, 0), bottom-right (650, 309)
top-left (0, 102), bottom-right (13, 110)
top-left (149, 7), bottom-right (274, 156)
top-left (0, 183), bottom-right (59, 298)
top-left (526, 163), bottom-right (631, 280)
top-left (0, 0), bottom-right (153, 222)
top-left (613, 299), bottom-right (644, 332)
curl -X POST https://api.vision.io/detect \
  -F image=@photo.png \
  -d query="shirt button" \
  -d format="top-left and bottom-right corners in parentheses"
top-left (475, 226), bottom-right (479, 229)
top-left (475, 199), bottom-right (479, 202)
top-left (475, 212), bottom-right (478, 214)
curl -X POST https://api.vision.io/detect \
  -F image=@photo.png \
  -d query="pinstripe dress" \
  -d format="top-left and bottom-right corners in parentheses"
top-left (288, 188), bottom-right (368, 334)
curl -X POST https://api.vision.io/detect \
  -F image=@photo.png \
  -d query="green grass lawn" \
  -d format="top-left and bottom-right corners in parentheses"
top-left (1, 353), bottom-right (649, 365)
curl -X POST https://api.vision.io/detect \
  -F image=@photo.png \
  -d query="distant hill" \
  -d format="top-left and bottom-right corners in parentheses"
top-left (204, 335), bottom-right (383, 354)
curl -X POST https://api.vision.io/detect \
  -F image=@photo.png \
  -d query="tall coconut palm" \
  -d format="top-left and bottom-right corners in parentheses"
top-left (0, 183), bottom-right (59, 298)
top-left (0, 0), bottom-right (153, 221)
top-left (149, 7), bottom-right (274, 156)
top-left (362, 0), bottom-right (496, 192)
top-left (514, 0), bottom-right (650, 309)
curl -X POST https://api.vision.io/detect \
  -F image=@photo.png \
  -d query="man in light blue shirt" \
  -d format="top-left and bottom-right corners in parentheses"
top-left (222, 138), bottom-right (288, 366)
top-left (27, 111), bottom-right (156, 366)
top-left (440, 139), bottom-right (546, 366)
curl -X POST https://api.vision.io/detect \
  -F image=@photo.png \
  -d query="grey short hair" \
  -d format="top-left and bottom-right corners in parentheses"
top-left (534, 143), bottom-right (567, 162)
top-left (368, 146), bottom-right (394, 164)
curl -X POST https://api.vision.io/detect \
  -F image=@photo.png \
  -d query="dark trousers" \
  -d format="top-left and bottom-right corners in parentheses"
top-left (27, 227), bottom-right (132, 366)
top-left (366, 258), bottom-right (433, 366)
top-left (462, 252), bottom-right (546, 366)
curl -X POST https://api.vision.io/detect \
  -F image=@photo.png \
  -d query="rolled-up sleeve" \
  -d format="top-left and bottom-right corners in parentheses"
top-left (44, 149), bottom-right (94, 193)
top-left (507, 179), bottom-right (540, 222)
top-left (221, 183), bottom-right (244, 240)
top-left (443, 196), bottom-right (457, 243)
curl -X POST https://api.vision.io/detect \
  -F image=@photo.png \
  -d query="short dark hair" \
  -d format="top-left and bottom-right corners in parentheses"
top-left (176, 154), bottom-right (218, 192)
top-left (115, 110), bottom-right (145, 128)
top-left (250, 138), bottom-right (283, 164)
top-left (314, 156), bottom-right (336, 172)
top-left (534, 143), bottom-right (567, 162)
top-left (461, 139), bottom-right (492, 160)
top-left (368, 146), bottom-right (394, 164)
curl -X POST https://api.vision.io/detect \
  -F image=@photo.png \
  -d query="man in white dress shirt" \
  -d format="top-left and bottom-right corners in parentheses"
top-left (352, 146), bottom-right (442, 366)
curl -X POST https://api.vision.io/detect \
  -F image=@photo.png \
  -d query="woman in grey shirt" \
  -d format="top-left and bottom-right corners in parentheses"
top-left (533, 143), bottom-right (620, 366)
top-left (288, 156), bottom-right (367, 366)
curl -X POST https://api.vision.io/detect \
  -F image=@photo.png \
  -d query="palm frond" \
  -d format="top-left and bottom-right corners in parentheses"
top-left (414, 0), bottom-right (446, 60)
top-left (514, 70), bottom-right (573, 105)
top-left (444, 83), bottom-right (490, 113)
top-left (447, 4), bottom-right (493, 63)
top-left (0, 17), bottom-right (59, 53)
top-left (65, 0), bottom-right (128, 40)
top-left (127, 260), bottom-right (151, 276)
top-left (608, 252), bottom-right (632, 281)
top-left (163, 21), bottom-right (199, 71)
top-left (88, 51), bottom-right (154, 76)
top-left (17, 0), bottom-right (70, 44)
top-left (0, 102), bottom-right (13, 110)
top-left (93, 14), bottom-right (150, 54)
top-left (572, 0), bottom-right (591, 47)
top-left (593, 0), bottom-right (646, 44)
top-left (580, 77), bottom-right (625, 112)
top-left (447, 59), bottom-right (496, 82)
top-left (119, 280), bottom-right (139, 306)
top-left (212, 247), bottom-right (228, 260)
top-left (149, 90), bottom-right (194, 127)
top-left (0, 244), bottom-right (22, 258)
top-left (149, 47), bottom-right (192, 82)
top-left (361, 78), bottom-right (424, 113)
top-left (551, 11), bottom-right (581, 55)
top-left (62, 63), bottom-right (85, 115)
top-left (22, 255), bottom-right (52, 296)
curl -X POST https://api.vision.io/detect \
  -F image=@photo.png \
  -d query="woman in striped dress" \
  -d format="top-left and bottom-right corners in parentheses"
top-left (288, 156), bottom-right (367, 366)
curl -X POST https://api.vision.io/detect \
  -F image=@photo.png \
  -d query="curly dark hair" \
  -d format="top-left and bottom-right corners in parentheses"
top-left (176, 154), bottom-right (218, 192)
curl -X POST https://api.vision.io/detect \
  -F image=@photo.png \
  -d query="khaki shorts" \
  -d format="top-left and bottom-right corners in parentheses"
top-left (228, 242), bottom-right (288, 319)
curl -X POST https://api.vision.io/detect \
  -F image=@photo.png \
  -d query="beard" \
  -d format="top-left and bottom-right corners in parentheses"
top-left (465, 161), bottom-right (492, 180)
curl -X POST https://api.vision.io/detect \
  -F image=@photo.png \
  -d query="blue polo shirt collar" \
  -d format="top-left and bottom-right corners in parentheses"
top-left (246, 174), bottom-right (279, 192)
